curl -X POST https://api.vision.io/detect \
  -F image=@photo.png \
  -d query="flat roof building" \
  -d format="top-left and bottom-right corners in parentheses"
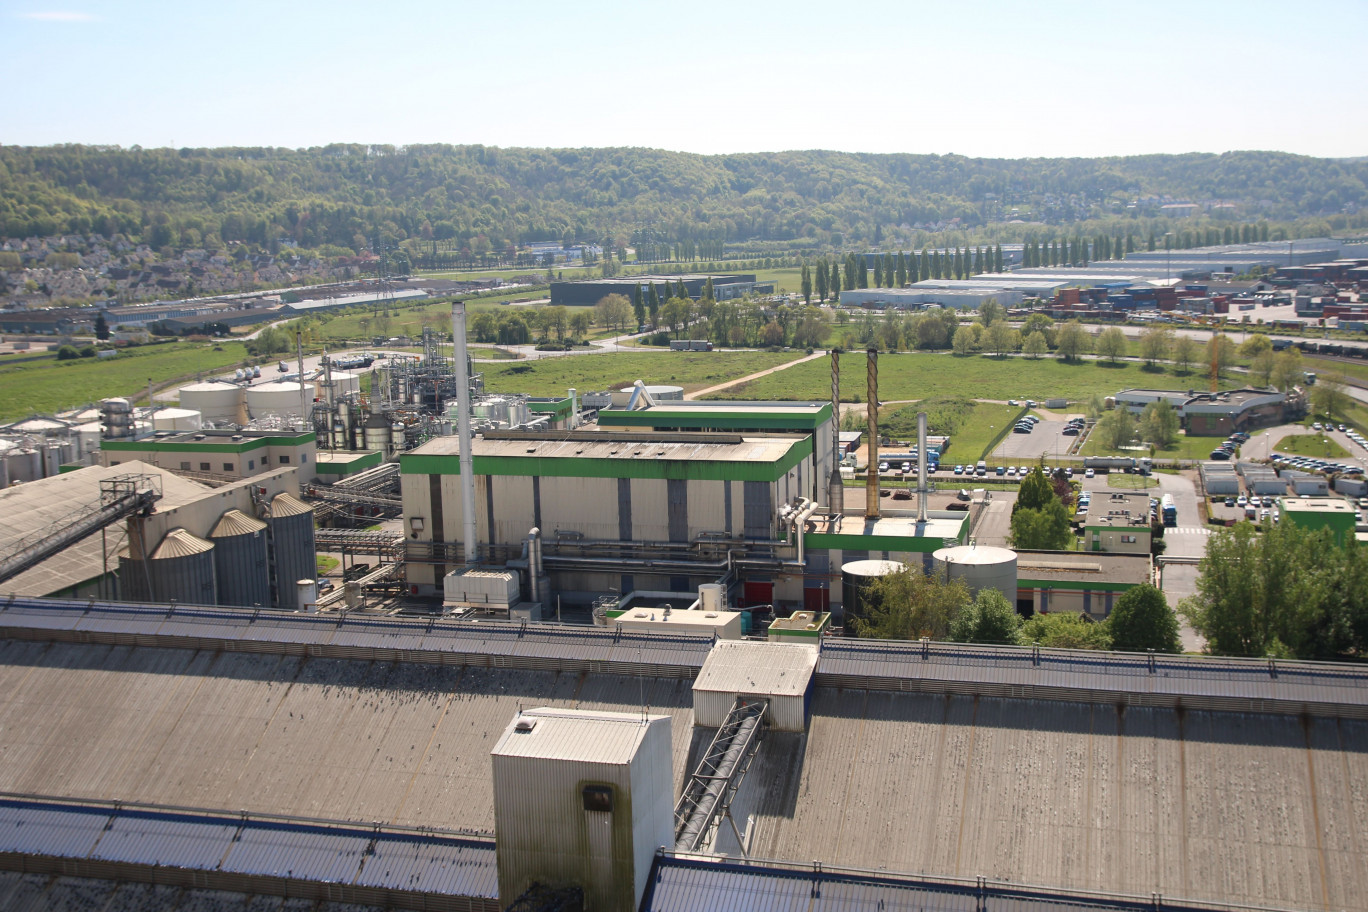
top-left (1115, 387), bottom-right (1295, 436)
top-left (102, 429), bottom-right (316, 482)
top-left (549, 274), bottom-right (770, 306)
top-left (1014, 550), bottom-right (1152, 618)
top-left (1279, 496), bottom-right (1358, 544)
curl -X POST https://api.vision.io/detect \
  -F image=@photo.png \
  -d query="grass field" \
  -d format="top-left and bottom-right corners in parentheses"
top-left (1080, 430), bottom-right (1218, 461)
top-left (480, 351), bottom-right (803, 398)
top-left (875, 399), bottom-right (1027, 462)
top-left (1305, 356), bottom-right (1368, 385)
top-left (1272, 432), bottom-right (1349, 457)
top-left (0, 341), bottom-right (252, 421)
top-left (713, 351), bottom-right (1237, 403)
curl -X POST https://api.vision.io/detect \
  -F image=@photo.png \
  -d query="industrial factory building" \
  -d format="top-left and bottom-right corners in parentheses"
top-left (1114, 387), bottom-right (1295, 435)
top-left (549, 273), bottom-right (772, 306)
top-left (101, 428), bottom-right (317, 481)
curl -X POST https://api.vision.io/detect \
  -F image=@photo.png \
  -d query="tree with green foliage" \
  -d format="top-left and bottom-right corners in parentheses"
top-left (1095, 326), bottom-right (1127, 363)
top-left (1249, 349), bottom-right (1275, 387)
top-left (1094, 407), bottom-right (1137, 451)
top-left (1311, 373), bottom-right (1351, 423)
top-left (978, 297), bottom-right (1004, 326)
top-left (1140, 398), bottom-right (1180, 448)
top-left (951, 325), bottom-right (975, 355)
top-left (1010, 499), bottom-right (1074, 550)
top-left (849, 566), bottom-right (972, 640)
top-left (1270, 348), bottom-right (1303, 390)
top-left (648, 283), bottom-right (662, 328)
top-left (1023, 331), bottom-right (1048, 359)
top-left (631, 285), bottom-right (646, 329)
top-left (94, 312), bottom-right (110, 341)
top-left (815, 260), bottom-right (828, 302)
top-left (949, 589), bottom-right (1022, 645)
top-left (1108, 584), bottom-right (1181, 653)
top-left (984, 322), bottom-right (1015, 358)
top-left (873, 257), bottom-right (883, 288)
top-left (1138, 325), bottom-right (1172, 368)
top-left (800, 264), bottom-right (812, 304)
top-left (858, 256), bottom-right (869, 289)
top-left (1017, 467), bottom-right (1055, 511)
top-left (1053, 320), bottom-right (1089, 361)
top-left (895, 252), bottom-right (907, 287)
top-left (1180, 520), bottom-right (1368, 658)
top-left (1171, 335), bottom-right (1201, 375)
top-left (1020, 612), bottom-right (1111, 650)
top-left (1239, 334), bottom-right (1272, 358)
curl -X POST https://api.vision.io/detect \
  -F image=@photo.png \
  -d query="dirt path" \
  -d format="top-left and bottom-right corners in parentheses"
top-left (684, 350), bottom-right (827, 400)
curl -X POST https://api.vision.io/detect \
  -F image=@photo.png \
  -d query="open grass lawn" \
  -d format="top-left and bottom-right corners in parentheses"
top-left (0, 341), bottom-right (251, 421)
top-left (480, 351), bottom-right (803, 398)
top-left (1080, 430), bottom-right (1219, 461)
top-left (1305, 356), bottom-right (1368, 385)
top-left (1272, 432), bottom-right (1349, 458)
top-left (714, 351), bottom-right (1237, 403)
top-left (876, 399), bottom-right (1028, 462)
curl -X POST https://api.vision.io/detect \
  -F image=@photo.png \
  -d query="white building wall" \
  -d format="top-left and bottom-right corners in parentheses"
top-left (629, 478), bottom-right (670, 542)
top-left (686, 479), bottom-right (727, 536)
top-left (539, 476), bottom-right (619, 540)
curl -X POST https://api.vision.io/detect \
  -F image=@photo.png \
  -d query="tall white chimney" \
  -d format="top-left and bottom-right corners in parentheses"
top-left (452, 302), bottom-right (478, 565)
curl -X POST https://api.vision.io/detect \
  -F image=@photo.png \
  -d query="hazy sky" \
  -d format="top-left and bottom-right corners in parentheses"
top-left (5, 0), bottom-right (1365, 159)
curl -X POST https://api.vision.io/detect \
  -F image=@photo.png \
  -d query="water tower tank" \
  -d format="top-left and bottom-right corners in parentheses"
top-left (840, 559), bottom-right (905, 629)
top-left (121, 528), bottom-right (217, 605)
top-left (267, 492), bottom-right (316, 611)
top-left (179, 382), bottom-right (246, 424)
top-left (209, 509), bottom-right (271, 608)
top-left (932, 544), bottom-right (1018, 604)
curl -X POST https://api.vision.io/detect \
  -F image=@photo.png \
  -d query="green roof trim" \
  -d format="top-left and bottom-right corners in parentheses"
top-left (527, 398), bottom-right (572, 417)
top-left (102, 433), bottom-right (315, 455)
top-left (401, 435), bottom-right (812, 483)
top-left (599, 402), bottom-right (832, 432)
top-left (1017, 578), bottom-right (1140, 592)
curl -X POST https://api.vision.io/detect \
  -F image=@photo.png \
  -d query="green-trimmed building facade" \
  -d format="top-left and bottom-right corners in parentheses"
top-left (102, 429), bottom-right (316, 482)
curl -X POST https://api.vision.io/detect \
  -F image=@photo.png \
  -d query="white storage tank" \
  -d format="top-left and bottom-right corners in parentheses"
top-left (840, 559), bottom-right (906, 628)
top-left (246, 381), bottom-right (310, 420)
top-left (151, 407), bottom-right (203, 433)
top-left (317, 370), bottom-right (360, 398)
top-left (617, 384), bottom-right (684, 402)
top-left (932, 544), bottom-right (1018, 604)
top-left (698, 583), bottom-right (724, 612)
top-left (491, 707), bottom-right (674, 912)
top-left (179, 382), bottom-right (246, 424)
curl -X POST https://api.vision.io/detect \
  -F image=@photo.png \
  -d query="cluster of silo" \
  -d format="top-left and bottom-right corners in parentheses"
top-left (266, 492), bottom-right (317, 611)
top-left (120, 528), bottom-right (218, 605)
top-left (210, 510), bottom-right (271, 607)
top-left (119, 492), bottom-right (316, 610)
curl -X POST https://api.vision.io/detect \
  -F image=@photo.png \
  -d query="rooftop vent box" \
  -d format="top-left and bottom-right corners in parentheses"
top-left (491, 707), bottom-right (672, 912)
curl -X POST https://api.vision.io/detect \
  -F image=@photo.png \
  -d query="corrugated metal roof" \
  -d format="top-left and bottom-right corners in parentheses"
top-left (209, 509), bottom-right (266, 537)
top-left (0, 798), bottom-right (107, 858)
top-left (694, 640), bottom-right (817, 698)
top-left (491, 707), bottom-right (668, 765)
top-left (357, 831), bottom-right (499, 898)
top-left (150, 528), bottom-right (214, 560)
top-left (223, 820), bottom-right (368, 882)
top-left (91, 808), bottom-right (238, 869)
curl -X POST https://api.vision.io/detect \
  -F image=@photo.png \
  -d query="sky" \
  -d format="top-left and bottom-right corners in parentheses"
top-left (4, 0), bottom-right (1366, 160)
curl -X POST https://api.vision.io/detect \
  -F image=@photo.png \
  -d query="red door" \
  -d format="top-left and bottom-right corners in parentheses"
top-left (803, 587), bottom-right (830, 612)
top-left (743, 580), bottom-right (773, 607)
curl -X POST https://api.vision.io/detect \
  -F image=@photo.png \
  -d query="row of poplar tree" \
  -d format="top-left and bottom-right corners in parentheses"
top-left (800, 246), bottom-right (1007, 303)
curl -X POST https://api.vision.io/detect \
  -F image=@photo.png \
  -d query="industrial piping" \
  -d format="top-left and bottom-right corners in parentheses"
top-left (451, 302), bottom-right (479, 565)
top-left (865, 348), bottom-right (879, 519)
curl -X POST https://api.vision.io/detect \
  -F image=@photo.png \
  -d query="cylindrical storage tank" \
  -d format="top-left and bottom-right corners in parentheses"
top-left (297, 579), bottom-right (318, 613)
top-left (617, 384), bottom-right (684, 402)
top-left (152, 407), bottom-right (203, 433)
top-left (209, 509), bottom-right (271, 608)
top-left (267, 492), bottom-right (316, 611)
top-left (317, 370), bottom-right (360, 399)
top-left (698, 583), bottom-right (724, 613)
top-left (840, 559), bottom-right (906, 629)
top-left (246, 381), bottom-right (310, 420)
top-left (121, 528), bottom-right (217, 605)
top-left (179, 382), bottom-right (246, 424)
top-left (932, 544), bottom-right (1018, 605)
top-left (364, 414), bottom-right (390, 456)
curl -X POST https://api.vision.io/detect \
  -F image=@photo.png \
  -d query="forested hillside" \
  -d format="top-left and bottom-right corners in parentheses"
top-left (3, 144), bottom-right (1365, 253)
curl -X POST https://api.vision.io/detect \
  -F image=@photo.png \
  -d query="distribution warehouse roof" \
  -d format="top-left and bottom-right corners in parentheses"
top-left (403, 430), bottom-right (812, 480)
top-left (598, 400), bottom-right (832, 431)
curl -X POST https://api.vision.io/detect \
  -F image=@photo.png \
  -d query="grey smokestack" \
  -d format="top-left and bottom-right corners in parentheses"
top-left (917, 411), bottom-right (929, 524)
top-left (866, 348), bottom-right (879, 520)
top-left (452, 301), bottom-right (478, 565)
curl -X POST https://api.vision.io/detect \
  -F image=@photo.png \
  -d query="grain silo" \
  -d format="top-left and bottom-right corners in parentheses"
top-left (267, 491), bottom-right (316, 611)
top-left (209, 509), bottom-right (271, 608)
top-left (932, 544), bottom-right (1018, 604)
top-left (840, 559), bottom-right (905, 629)
top-left (121, 528), bottom-right (217, 605)
top-left (179, 381), bottom-right (247, 425)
